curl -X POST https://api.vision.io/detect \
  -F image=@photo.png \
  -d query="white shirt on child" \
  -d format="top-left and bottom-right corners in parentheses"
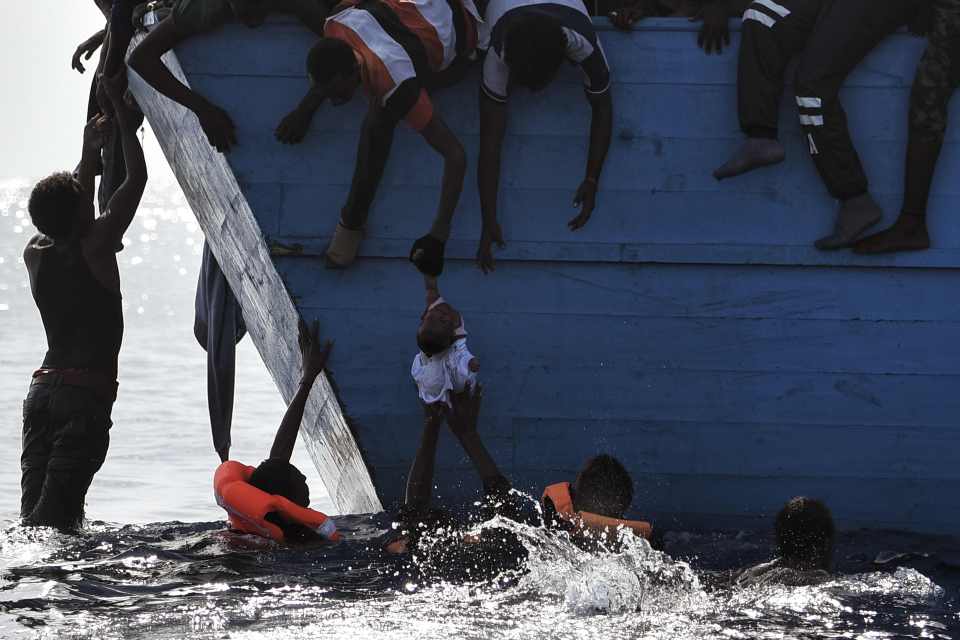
top-left (411, 338), bottom-right (478, 406)
top-left (411, 297), bottom-right (477, 406)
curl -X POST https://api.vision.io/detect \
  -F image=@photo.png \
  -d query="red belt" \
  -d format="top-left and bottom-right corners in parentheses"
top-left (32, 368), bottom-right (118, 401)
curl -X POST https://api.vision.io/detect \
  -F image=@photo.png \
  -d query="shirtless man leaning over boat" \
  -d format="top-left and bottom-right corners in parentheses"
top-left (21, 72), bottom-right (146, 529)
top-left (129, 0), bottom-right (330, 153)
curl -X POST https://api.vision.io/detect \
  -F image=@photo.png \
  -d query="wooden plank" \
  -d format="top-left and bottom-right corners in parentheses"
top-left (283, 308), bottom-right (960, 376)
top-left (280, 259), bottom-right (960, 323)
top-left (175, 18), bottom-right (927, 91)
top-left (126, 37), bottom-right (380, 515)
top-left (304, 366), bottom-right (960, 430)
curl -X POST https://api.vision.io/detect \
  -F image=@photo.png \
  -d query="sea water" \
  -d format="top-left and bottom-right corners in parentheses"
top-left (0, 179), bottom-right (957, 639)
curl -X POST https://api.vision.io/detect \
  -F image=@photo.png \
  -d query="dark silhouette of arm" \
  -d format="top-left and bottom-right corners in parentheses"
top-left (405, 404), bottom-right (445, 507)
top-left (128, 17), bottom-right (236, 151)
top-left (476, 92), bottom-right (508, 273)
top-left (419, 113), bottom-right (467, 242)
top-left (269, 322), bottom-right (333, 462)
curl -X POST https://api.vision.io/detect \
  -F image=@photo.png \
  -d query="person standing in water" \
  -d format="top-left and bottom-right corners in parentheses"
top-left (21, 71), bottom-right (147, 529)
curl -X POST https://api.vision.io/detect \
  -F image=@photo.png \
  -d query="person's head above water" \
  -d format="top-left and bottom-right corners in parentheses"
top-left (248, 458), bottom-right (310, 507)
top-left (307, 39), bottom-right (362, 106)
top-left (417, 301), bottom-right (459, 357)
top-left (572, 455), bottom-right (634, 518)
top-left (28, 172), bottom-right (95, 243)
top-left (775, 496), bottom-right (835, 572)
top-left (505, 14), bottom-right (567, 92)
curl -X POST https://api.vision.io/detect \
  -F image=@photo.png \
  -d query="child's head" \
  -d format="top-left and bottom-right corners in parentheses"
top-left (775, 496), bottom-right (835, 571)
top-left (417, 303), bottom-right (459, 356)
top-left (572, 455), bottom-right (634, 518)
top-left (249, 458), bottom-right (310, 507)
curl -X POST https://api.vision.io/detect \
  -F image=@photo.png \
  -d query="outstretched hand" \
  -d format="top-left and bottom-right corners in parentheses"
top-left (569, 179), bottom-right (597, 231)
top-left (694, 2), bottom-right (731, 54)
top-left (410, 234), bottom-right (446, 276)
top-left (447, 383), bottom-right (483, 437)
top-left (196, 100), bottom-right (237, 153)
top-left (609, 1), bottom-right (645, 30)
top-left (477, 223), bottom-right (505, 274)
top-left (72, 30), bottom-right (105, 74)
top-left (299, 319), bottom-right (334, 381)
top-left (422, 400), bottom-right (448, 428)
top-left (276, 106), bottom-right (314, 144)
top-left (82, 114), bottom-right (110, 153)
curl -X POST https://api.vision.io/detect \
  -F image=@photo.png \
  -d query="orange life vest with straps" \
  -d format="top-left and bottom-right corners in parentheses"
top-left (214, 461), bottom-right (340, 543)
top-left (542, 482), bottom-right (653, 540)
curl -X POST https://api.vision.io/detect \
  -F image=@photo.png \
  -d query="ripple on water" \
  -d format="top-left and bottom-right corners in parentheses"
top-left (0, 509), bottom-right (957, 640)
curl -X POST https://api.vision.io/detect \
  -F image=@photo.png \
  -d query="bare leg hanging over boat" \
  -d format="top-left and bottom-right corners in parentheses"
top-left (856, 0), bottom-right (959, 254)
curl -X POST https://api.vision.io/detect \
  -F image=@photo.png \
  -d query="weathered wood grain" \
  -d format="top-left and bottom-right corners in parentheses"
top-left (126, 36), bottom-right (380, 515)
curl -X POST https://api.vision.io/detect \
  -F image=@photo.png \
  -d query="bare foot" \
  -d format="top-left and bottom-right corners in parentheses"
top-left (815, 194), bottom-right (882, 251)
top-left (853, 213), bottom-right (930, 254)
top-left (714, 138), bottom-right (786, 180)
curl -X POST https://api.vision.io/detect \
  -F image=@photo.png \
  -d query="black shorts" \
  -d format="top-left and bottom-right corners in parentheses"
top-left (21, 381), bottom-right (113, 529)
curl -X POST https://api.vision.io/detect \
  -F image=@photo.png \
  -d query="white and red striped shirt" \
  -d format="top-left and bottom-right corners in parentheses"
top-left (326, 0), bottom-right (481, 129)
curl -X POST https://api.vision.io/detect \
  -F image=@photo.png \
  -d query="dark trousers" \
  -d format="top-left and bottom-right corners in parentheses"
top-left (21, 382), bottom-right (113, 529)
top-left (795, 0), bottom-right (918, 200)
top-left (909, 0), bottom-right (960, 140)
top-left (738, 0), bottom-right (831, 139)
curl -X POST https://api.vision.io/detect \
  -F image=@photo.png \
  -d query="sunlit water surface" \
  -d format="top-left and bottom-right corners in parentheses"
top-left (0, 179), bottom-right (957, 639)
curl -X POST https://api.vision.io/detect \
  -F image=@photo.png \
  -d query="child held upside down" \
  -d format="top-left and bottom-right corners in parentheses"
top-left (411, 276), bottom-right (480, 406)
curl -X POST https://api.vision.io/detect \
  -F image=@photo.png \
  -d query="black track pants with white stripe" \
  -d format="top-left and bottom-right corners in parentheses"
top-left (794, 0), bottom-right (919, 200)
top-left (737, 0), bottom-right (829, 139)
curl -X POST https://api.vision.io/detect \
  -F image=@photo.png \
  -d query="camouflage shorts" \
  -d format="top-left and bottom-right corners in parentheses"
top-left (910, 0), bottom-right (960, 139)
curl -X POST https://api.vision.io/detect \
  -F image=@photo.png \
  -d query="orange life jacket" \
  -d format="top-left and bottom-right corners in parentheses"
top-left (542, 482), bottom-right (653, 540)
top-left (214, 461), bottom-right (340, 543)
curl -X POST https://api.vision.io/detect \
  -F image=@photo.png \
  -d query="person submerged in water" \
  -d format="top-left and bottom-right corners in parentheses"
top-left (735, 496), bottom-right (835, 587)
top-left (128, 0), bottom-right (330, 153)
top-left (213, 320), bottom-right (340, 544)
top-left (411, 275), bottom-right (480, 407)
top-left (22, 70), bottom-right (147, 530)
top-left (383, 383), bottom-right (653, 573)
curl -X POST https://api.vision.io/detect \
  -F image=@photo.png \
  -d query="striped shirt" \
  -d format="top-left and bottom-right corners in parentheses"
top-left (477, 0), bottom-right (610, 102)
top-left (326, 0), bottom-right (481, 129)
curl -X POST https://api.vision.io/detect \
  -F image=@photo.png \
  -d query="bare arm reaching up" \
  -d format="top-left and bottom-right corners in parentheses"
top-left (268, 321), bottom-right (334, 462)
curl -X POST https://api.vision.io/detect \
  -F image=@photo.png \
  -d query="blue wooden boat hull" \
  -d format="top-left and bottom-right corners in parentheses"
top-left (129, 18), bottom-right (960, 533)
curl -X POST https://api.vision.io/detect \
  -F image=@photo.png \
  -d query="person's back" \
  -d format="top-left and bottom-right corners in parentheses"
top-left (29, 233), bottom-right (123, 380)
top-left (21, 75), bottom-right (147, 530)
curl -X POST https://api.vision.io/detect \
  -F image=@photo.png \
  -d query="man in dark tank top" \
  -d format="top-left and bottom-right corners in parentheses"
top-left (20, 71), bottom-right (147, 529)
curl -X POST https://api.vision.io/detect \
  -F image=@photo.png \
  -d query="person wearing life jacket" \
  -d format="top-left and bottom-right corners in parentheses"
top-left (213, 320), bottom-right (340, 544)
top-left (541, 455), bottom-right (653, 543)
top-left (275, 0), bottom-right (482, 275)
